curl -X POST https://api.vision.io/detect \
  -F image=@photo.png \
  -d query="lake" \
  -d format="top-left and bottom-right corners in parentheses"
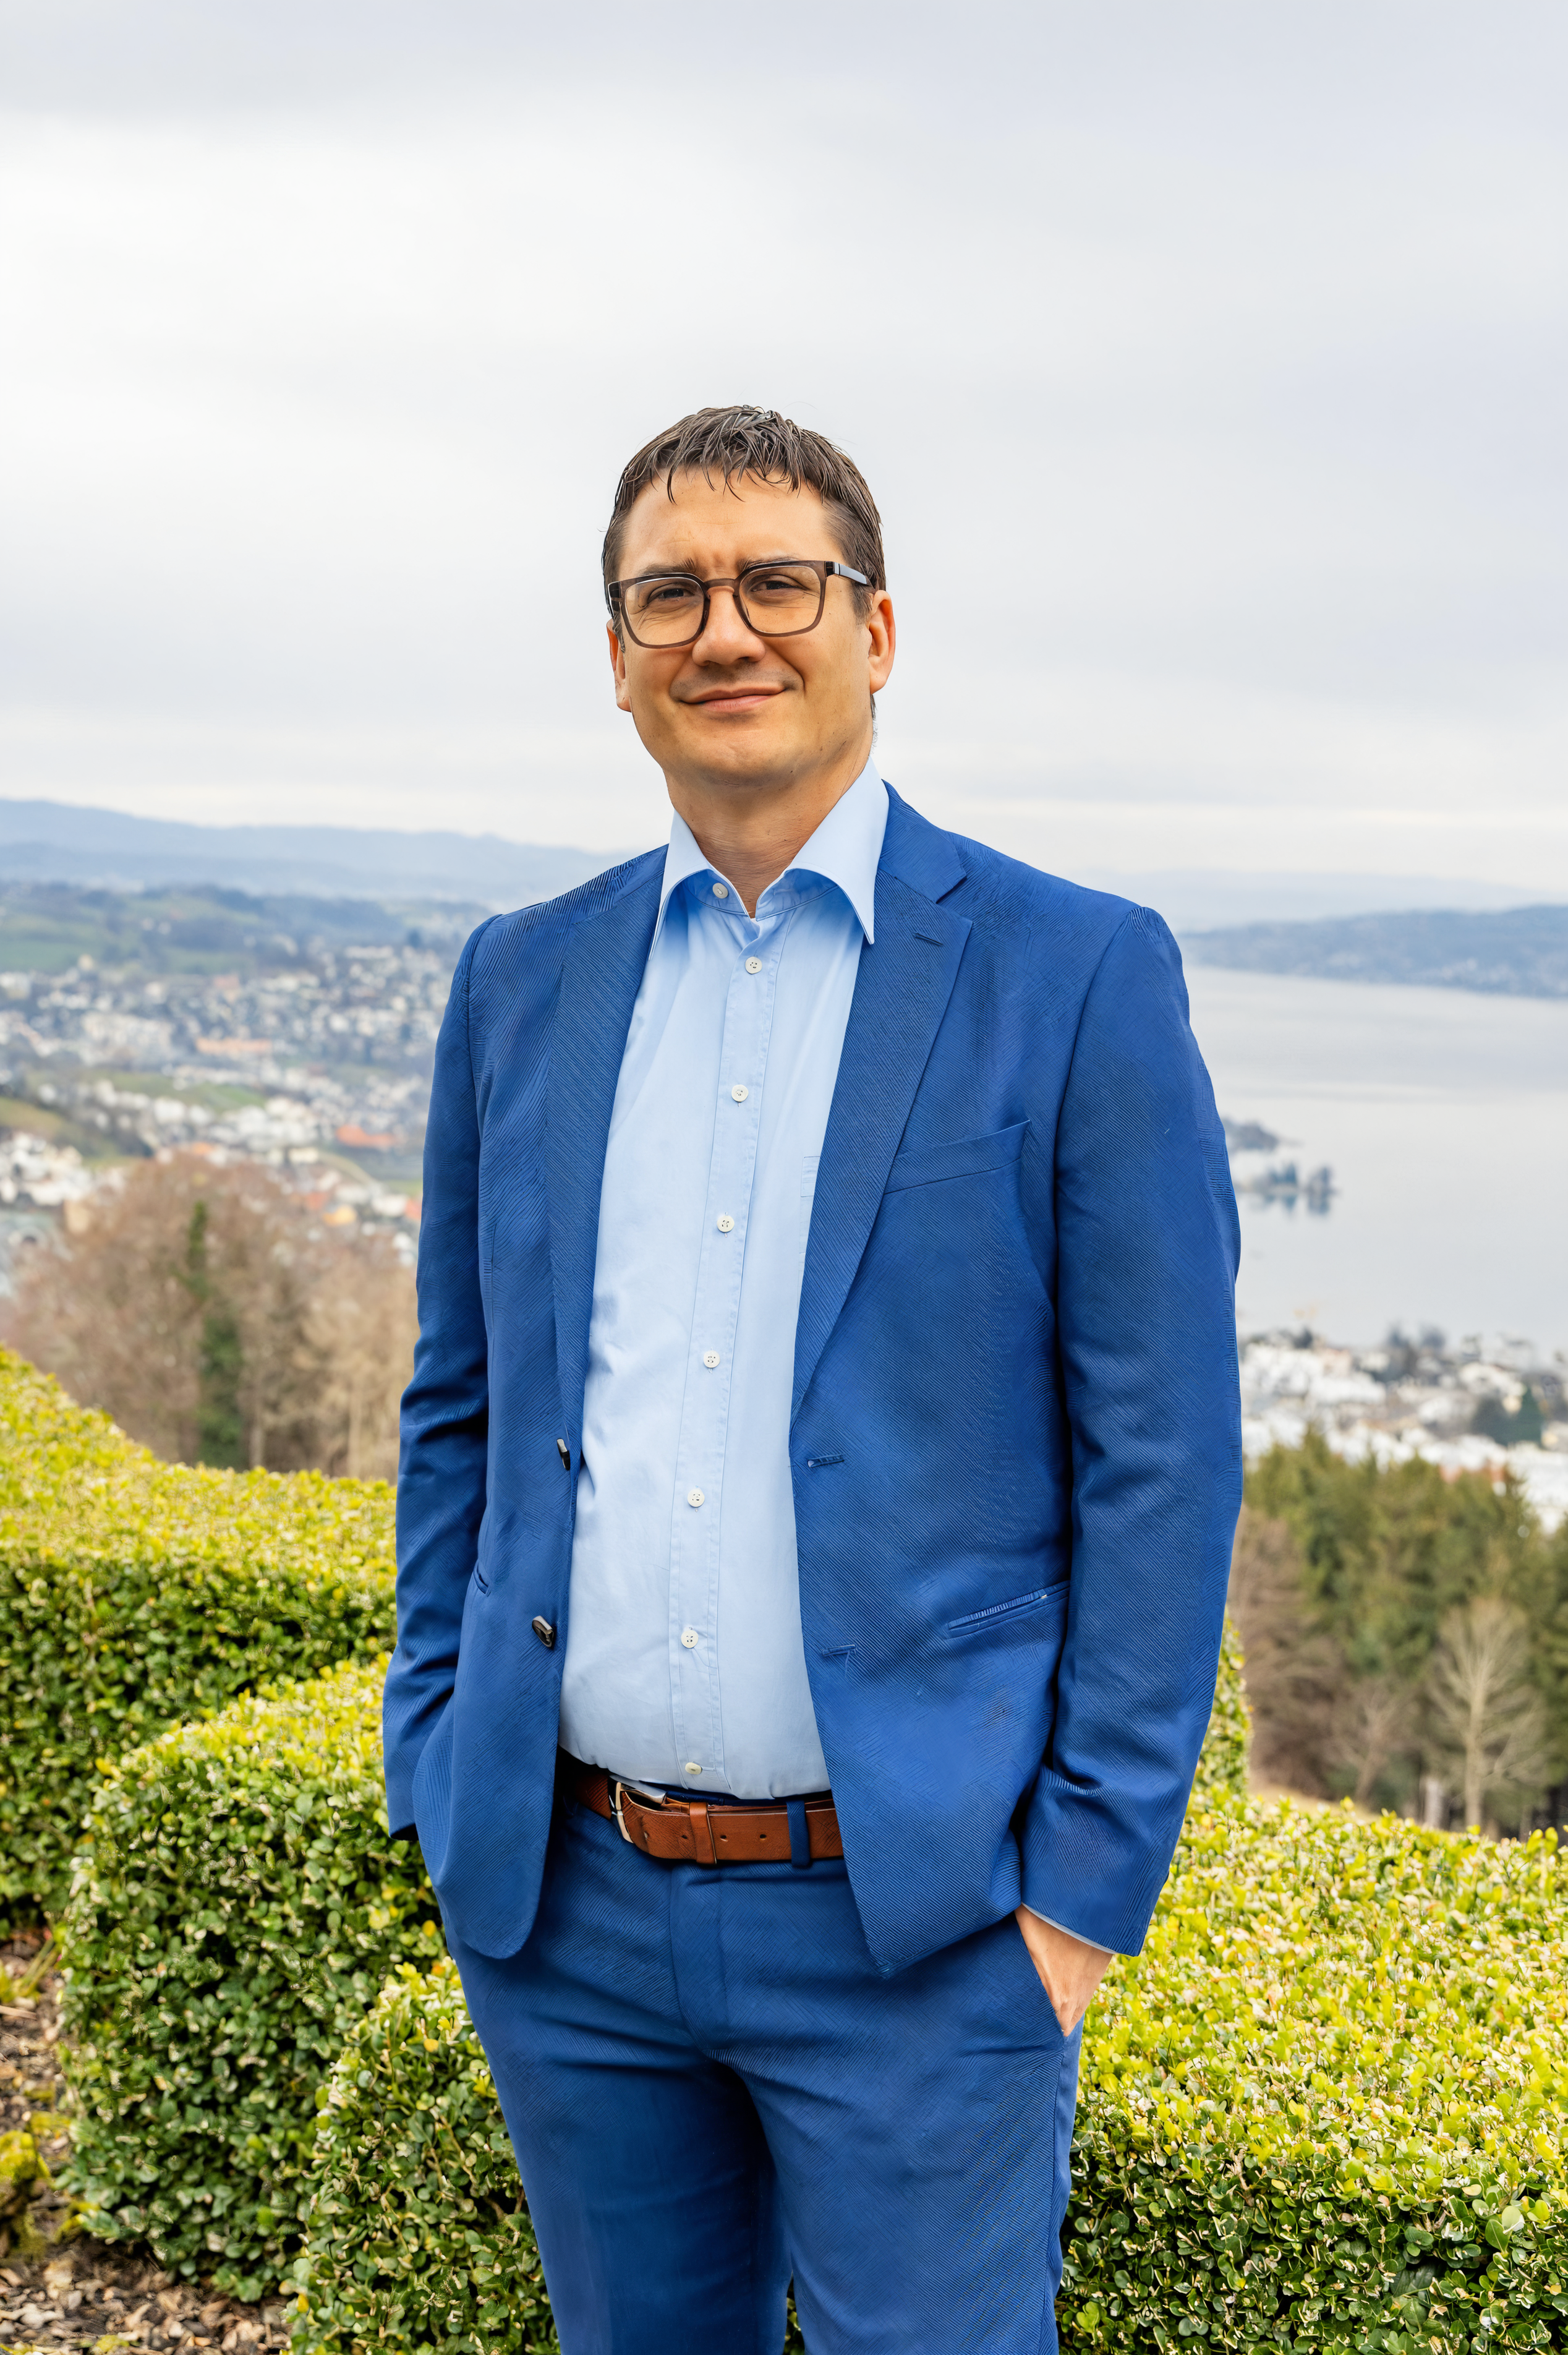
top-left (1181, 965), bottom-right (1568, 1356)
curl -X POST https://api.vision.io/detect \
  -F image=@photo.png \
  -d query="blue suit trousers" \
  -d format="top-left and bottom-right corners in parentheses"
top-left (450, 1793), bottom-right (1082, 2354)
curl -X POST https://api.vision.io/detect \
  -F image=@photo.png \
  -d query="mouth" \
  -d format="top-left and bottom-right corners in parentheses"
top-left (687, 686), bottom-right (785, 714)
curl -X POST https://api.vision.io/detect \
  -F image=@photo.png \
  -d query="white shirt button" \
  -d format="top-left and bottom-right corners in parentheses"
top-left (712, 882), bottom-right (729, 899)
top-left (681, 1626), bottom-right (699, 1649)
top-left (684, 1761), bottom-right (702, 1775)
top-left (717, 1214), bottom-right (735, 1232)
top-left (687, 1487), bottom-right (705, 1508)
top-left (745, 957), bottom-right (762, 974)
top-left (730, 1084), bottom-right (749, 1101)
top-left (703, 1351), bottom-right (720, 1368)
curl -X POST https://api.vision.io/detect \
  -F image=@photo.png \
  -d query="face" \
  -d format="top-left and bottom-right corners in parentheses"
top-left (608, 470), bottom-right (895, 805)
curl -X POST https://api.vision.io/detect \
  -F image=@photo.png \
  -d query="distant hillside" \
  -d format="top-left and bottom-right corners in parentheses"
top-left (1092, 868), bottom-right (1544, 931)
top-left (0, 798), bottom-right (627, 905)
top-left (0, 881), bottom-right (487, 980)
top-left (1185, 905), bottom-right (1568, 998)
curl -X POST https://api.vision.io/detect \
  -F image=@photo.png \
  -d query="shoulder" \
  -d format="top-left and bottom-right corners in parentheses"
top-left (464, 846), bottom-right (665, 986)
top-left (960, 842), bottom-right (1181, 978)
top-left (948, 829), bottom-right (1135, 947)
top-left (901, 797), bottom-right (1159, 984)
top-left (898, 800), bottom-right (1187, 1020)
top-left (881, 786), bottom-right (1137, 951)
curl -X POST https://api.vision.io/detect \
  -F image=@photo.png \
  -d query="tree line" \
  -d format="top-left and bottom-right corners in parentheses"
top-left (1231, 1433), bottom-right (1568, 1832)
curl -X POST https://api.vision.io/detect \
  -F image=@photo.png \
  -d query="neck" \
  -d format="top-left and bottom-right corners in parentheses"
top-left (667, 738), bottom-right (872, 916)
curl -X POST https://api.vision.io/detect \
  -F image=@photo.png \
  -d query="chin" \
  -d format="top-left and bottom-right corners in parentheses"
top-left (689, 731), bottom-right (794, 774)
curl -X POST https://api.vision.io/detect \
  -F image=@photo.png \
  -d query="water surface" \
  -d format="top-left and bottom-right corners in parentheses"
top-left (1182, 966), bottom-right (1568, 1354)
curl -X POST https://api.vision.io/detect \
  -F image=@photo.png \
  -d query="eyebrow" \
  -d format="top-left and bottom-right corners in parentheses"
top-left (618, 552), bottom-right (826, 581)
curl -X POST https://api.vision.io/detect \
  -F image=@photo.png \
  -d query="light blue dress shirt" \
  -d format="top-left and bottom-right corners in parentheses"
top-left (558, 757), bottom-right (888, 1799)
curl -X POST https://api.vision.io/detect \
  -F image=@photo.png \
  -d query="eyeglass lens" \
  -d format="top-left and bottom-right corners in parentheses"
top-left (620, 563), bottom-right (826, 646)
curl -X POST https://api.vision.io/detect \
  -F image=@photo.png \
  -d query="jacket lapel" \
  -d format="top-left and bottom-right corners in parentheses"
top-left (546, 867), bottom-right (662, 1445)
top-left (792, 797), bottom-right (970, 1422)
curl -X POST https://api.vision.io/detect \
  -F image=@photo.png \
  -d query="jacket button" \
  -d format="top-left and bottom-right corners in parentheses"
top-left (532, 1616), bottom-right (556, 1649)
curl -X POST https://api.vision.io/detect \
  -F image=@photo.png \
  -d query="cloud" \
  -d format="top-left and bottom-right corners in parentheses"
top-left (1, 0), bottom-right (1564, 882)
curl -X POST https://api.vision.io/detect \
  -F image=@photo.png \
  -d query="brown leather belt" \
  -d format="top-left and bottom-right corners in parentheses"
top-left (560, 1752), bottom-right (843, 1866)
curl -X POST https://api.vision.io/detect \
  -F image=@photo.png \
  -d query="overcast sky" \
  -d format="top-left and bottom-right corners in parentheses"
top-left (2, 0), bottom-right (1564, 886)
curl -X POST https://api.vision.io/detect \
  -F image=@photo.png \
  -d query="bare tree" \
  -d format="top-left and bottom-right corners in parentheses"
top-left (1426, 1597), bottom-right (1551, 1831)
top-left (1418, 1772), bottom-right (1448, 1829)
top-left (2, 1152), bottom-right (416, 1476)
top-left (5, 1160), bottom-right (202, 1462)
top-left (307, 1233), bottom-right (420, 1481)
top-left (1331, 1675), bottom-right (1414, 1810)
top-left (1227, 1507), bottom-right (1342, 1795)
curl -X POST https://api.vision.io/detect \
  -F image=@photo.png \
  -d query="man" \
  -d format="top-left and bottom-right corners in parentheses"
top-left (386, 405), bottom-right (1242, 2354)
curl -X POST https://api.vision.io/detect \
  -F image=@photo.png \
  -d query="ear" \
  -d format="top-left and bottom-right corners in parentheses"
top-left (865, 589), bottom-right (896, 694)
top-left (608, 620), bottom-right (633, 713)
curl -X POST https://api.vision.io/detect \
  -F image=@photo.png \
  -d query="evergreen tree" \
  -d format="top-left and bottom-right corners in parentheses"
top-left (184, 1199), bottom-right (245, 1469)
top-left (1240, 1432), bottom-right (1564, 1822)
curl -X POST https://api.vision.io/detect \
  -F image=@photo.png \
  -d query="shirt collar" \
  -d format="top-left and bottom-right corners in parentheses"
top-left (655, 754), bottom-right (888, 946)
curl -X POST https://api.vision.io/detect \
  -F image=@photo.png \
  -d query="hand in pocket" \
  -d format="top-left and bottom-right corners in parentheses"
top-left (1013, 1907), bottom-right (1112, 2037)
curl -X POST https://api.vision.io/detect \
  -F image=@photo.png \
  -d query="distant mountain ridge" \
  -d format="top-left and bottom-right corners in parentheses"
top-left (0, 797), bottom-right (632, 905)
top-left (1185, 905), bottom-right (1568, 998)
top-left (1080, 867), bottom-right (1549, 931)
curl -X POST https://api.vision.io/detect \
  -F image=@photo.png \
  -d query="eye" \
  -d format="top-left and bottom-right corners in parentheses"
top-left (747, 566), bottom-right (814, 596)
top-left (641, 578), bottom-right (699, 607)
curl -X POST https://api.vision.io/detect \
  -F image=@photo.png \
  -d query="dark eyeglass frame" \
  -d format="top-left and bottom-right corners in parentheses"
top-left (606, 557), bottom-right (870, 649)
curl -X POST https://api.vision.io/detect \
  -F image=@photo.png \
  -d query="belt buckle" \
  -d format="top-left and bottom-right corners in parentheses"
top-left (609, 1777), bottom-right (635, 1844)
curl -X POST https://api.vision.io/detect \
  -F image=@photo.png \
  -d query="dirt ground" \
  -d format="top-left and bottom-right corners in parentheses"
top-left (1, 1934), bottom-right (293, 2355)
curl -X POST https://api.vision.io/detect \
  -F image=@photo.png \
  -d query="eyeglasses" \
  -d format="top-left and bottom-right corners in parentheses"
top-left (607, 557), bottom-right (869, 649)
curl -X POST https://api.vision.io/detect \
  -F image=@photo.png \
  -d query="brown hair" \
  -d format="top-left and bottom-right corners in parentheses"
top-left (602, 405), bottom-right (885, 615)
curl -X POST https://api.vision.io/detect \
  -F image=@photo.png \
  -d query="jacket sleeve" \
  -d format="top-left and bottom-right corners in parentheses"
top-left (1019, 905), bottom-right (1242, 1954)
top-left (383, 922), bottom-right (492, 1835)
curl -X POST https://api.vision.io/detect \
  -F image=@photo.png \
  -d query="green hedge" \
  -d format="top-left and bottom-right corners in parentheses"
top-left (1062, 1802), bottom-right (1568, 2350)
top-left (60, 1659), bottom-right (439, 2300)
top-left (0, 1350), bottom-right (396, 1917)
top-left (294, 1961), bottom-right (557, 2355)
top-left (1193, 1615), bottom-right (1249, 1803)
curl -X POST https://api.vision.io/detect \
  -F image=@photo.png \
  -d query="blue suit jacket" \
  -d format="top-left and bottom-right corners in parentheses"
top-left (386, 790), bottom-right (1242, 1971)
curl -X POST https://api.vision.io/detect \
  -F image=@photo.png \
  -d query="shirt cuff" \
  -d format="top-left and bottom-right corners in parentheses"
top-left (1021, 1904), bottom-right (1112, 1955)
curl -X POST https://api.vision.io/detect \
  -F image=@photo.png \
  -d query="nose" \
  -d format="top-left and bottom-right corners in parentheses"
top-left (691, 582), bottom-right (765, 664)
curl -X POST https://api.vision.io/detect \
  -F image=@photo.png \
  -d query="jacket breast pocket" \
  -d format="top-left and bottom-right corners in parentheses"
top-left (885, 1121), bottom-right (1028, 1195)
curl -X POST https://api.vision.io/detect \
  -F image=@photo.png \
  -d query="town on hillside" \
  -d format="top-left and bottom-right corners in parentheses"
top-left (0, 916), bottom-right (466, 1287)
top-left (1240, 1327), bottom-right (1568, 1533)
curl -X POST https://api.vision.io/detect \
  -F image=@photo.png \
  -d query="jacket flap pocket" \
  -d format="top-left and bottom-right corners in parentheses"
top-left (885, 1121), bottom-right (1029, 1194)
top-left (946, 1580), bottom-right (1068, 1638)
